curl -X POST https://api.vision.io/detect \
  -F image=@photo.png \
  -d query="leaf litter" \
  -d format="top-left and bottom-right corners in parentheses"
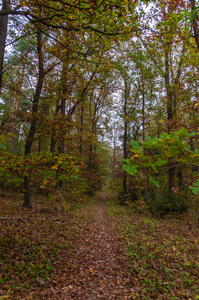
top-left (1, 192), bottom-right (199, 299)
top-left (0, 192), bottom-right (133, 299)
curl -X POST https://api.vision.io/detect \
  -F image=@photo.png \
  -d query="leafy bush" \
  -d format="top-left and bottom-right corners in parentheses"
top-left (146, 189), bottom-right (190, 216)
top-left (128, 197), bottom-right (150, 215)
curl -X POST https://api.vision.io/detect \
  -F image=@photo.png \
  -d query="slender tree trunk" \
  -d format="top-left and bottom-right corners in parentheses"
top-left (10, 63), bottom-right (25, 152)
top-left (164, 48), bottom-right (176, 192)
top-left (190, 0), bottom-right (199, 51)
top-left (142, 92), bottom-right (146, 142)
top-left (0, 0), bottom-right (10, 94)
top-left (113, 124), bottom-right (116, 170)
top-left (57, 99), bottom-right (66, 154)
top-left (50, 102), bottom-right (60, 153)
top-left (123, 80), bottom-right (128, 194)
top-left (56, 99), bottom-right (66, 193)
top-left (56, 62), bottom-right (68, 193)
top-left (23, 28), bottom-right (44, 208)
top-left (142, 90), bottom-right (150, 196)
top-left (38, 138), bottom-right (41, 153)
top-left (79, 105), bottom-right (84, 155)
top-left (88, 94), bottom-right (93, 169)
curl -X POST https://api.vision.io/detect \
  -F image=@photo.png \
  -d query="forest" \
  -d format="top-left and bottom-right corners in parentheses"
top-left (0, 0), bottom-right (199, 299)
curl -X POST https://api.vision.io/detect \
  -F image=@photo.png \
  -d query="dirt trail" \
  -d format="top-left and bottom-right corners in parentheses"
top-left (47, 192), bottom-right (133, 299)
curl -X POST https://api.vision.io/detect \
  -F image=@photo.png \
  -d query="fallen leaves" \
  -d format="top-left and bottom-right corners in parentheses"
top-left (108, 200), bottom-right (199, 299)
top-left (2, 191), bottom-right (199, 299)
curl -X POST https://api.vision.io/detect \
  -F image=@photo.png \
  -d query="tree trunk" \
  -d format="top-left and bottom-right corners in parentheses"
top-left (38, 137), bottom-right (41, 153)
top-left (141, 87), bottom-right (150, 196)
top-left (190, 0), bottom-right (199, 51)
top-left (24, 176), bottom-right (32, 208)
top-left (164, 48), bottom-right (176, 192)
top-left (177, 166), bottom-right (183, 187)
top-left (57, 99), bottom-right (66, 154)
top-left (88, 94), bottom-right (94, 169)
top-left (123, 80), bottom-right (128, 194)
top-left (0, 0), bottom-right (10, 94)
top-left (56, 64), bottom-right (67, 193)
top-left (113, 124), bottom-right (116, 170)
top-left (168, 158), bottom-right (176, 191)
top-left (23, 28), bottom-right (44, 208)
top-left (79, 105), bottom-right (84, 155)
top-left (56, 116), bottom-right (66, 193)
top-left (50, 102), bottom-right (60, 153)
top-left (10, 62), bottom-right (25, 152)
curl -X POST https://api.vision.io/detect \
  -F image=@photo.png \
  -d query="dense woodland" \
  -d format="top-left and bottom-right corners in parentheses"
top-left (1, 0), bottom-right (199, 299)
top-left (0, 0), bottom-right (199, 214)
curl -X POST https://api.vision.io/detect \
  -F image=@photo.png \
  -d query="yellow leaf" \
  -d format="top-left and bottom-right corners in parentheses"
top-left (131, 154), bottom-right (140, 159)
top-left (51, 165), bottom-right (58, 170)
top-left (89, 268), bottom-right (93, 273)
top-left (43, 178), bottom-right (49, 185)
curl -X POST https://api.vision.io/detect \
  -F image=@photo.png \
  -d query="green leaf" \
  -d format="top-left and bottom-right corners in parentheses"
top-left (155, 158), bottom-right (166, 167)
top-left (189, 131), bottom-right (197, 137)
top-left (168, 146), bottom-right (178, 157)
top-left (189, 186), bottom-right (199, 194)
top-left (178, 127), bottom-right (188, 136)
top-left (144, 161), bottom-right (158, 173)
top-left (148, 174), bottom-right (159, 187)
top-left (123, 163), bottom-right (138, 175)
top-left (130, 140), bottom-right (140, 150)
top-left (194, 148), bottom-right (199, 154)
top-left (0, 143), bottom-right (6, 149)
top-left (189, 179), bottom-right (199, 194)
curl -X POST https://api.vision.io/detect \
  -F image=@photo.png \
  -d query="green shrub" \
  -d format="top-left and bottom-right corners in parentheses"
top-left (146, 189), bottom-right (190, 217)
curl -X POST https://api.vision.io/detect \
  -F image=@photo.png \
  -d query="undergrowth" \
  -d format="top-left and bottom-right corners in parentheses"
top-left (0, 193), bottom-right (85, 299)
top-left (106, 198), bottom-right (199, 300)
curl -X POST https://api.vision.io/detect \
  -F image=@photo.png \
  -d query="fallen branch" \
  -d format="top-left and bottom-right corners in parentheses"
top-left (52, 217), bottom-right (66, 221)
top-left (0, 217), bottom-right (66, 222)
top-left (0, 217), bottom-right (28, 224)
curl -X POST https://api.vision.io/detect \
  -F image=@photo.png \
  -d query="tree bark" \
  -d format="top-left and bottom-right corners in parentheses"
top-left (190, 0), bottom-right (199, 51)
top-left (164, 48), bottom-right (176, 192)
top-left (10, 62), bottom-right (26, 152)
top-left (0, 0), bottom-right (10, 94)
top-left (79, 105), bottom-right (84, 155)
top-left (56, 62), bottom-right (68, 193)
top-left (23, 28), bottom-right (44, 208)
top-left (50, 102), bottom-right (60, 153)
top-left (123, 80), bottom-right (128, 194)
top-left (88, 94), bottom-right (94, 169)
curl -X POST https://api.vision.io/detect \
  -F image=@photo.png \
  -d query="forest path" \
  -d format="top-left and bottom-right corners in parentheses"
top-left (49, 191), bottom-right (133, 299)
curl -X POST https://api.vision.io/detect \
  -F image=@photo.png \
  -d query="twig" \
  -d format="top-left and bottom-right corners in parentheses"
top-left (51, 217), bottom-right (66, 221)
top-left (0, 217), bottom-right (28, 224)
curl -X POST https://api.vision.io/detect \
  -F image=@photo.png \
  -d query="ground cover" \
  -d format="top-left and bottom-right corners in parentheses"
top-left (0, 193), bottom-right (87, 299)
top-left (0, 192), bottom-right (133, 299)
top-left (106, 197), bottom-right (199, 299)
top-left (1, 192), bottom-right (199, 299)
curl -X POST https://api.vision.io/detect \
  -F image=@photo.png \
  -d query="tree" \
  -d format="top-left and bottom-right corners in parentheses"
top-left (23, 27), bottom-right (45, 208)
top-left (190, 0), bottom-right (199, 51)
top-left (0, 0), bottom-right (10, 93)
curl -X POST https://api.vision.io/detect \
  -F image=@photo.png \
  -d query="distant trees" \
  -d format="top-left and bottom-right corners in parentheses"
top-left (0, 0), bottom-right (199, 213)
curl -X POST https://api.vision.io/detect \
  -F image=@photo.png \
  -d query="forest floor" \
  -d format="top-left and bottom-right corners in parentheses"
top-left (0, 191), bottom-right (199, 299)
